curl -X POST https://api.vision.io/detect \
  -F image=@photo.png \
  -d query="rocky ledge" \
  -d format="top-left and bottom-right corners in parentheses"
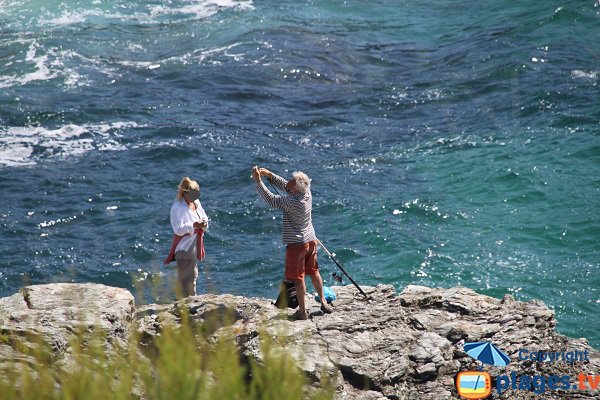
top-left (0, 283), bottom-right (598, 399)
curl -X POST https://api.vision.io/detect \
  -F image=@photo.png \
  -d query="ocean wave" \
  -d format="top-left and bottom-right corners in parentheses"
top-left (38, 9), bottom-right (107, 26)
top-left (0, 40), bottom-right (119, 89)
top-left (1, 1), bottom-right (256, 86)
top-left (20, 40), bottom-right (254, 72)
top-left (571, 70), bottom-right (598, 80)
top-left (192, 42), bottom-right (247, 63)
top-left (20, 0), bottom-right (254, 29)
top-left (416, 134), bottom-right (486, 155)
top-left (114, 43), bottom-right (240, 69)
top-left (97, 40), bottom-right (253, 70)
top-left (148, 0), bottom-right (254, 21)
top-left (395, 198), bottom-right (453, 221)
top-left (0, 122), bottom-right (139, 167)
top-left (0, 0), bottom-right (20, 13)
top-left (0, 41), bottom-right (59, 89)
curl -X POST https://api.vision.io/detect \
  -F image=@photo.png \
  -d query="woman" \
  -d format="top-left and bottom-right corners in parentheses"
top-left (164, 177), bottom-right (208, 297)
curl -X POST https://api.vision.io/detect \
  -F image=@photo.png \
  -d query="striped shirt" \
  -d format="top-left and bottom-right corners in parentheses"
top-left (256, 173), bottom-right (317, 245)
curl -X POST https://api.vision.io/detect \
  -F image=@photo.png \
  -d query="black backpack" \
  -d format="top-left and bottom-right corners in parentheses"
top-left (273, 280), bottom-right (298, 309)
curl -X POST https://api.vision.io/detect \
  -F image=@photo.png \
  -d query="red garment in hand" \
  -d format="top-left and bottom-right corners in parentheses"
top-left (164, 228), bottom-right (204, 264)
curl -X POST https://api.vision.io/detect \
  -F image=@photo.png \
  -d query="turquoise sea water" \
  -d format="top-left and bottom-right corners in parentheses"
top-left (0, 0), bottom-right (598, 347)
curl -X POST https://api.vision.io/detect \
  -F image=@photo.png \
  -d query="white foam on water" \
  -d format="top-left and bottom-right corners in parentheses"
top-left (0, 41), bottom-right (60, 89)
top-left (148, 0), bottom-right (254, 21)
top-left (192, 42), bottom-right (245, 63)
top-left (0, 122), bottom-right (138, 167)
top-left (39, 10), bottom-right (95, 26)
top-left (64, 69), bottom-right (91, 88)
top-left (117, 60), bottom-right (158, 69)
top-left (0, 143), bottom-right (34, 167)
top-left (32, 0), bottom-right (254, 27)
top-left (0, 41), bottom-right (116, 89)
top-left (571, 70), bottom-right (598, 80)
top-left (30, 0), bottom-right (254, 28)
top-left (38, 8), bottom-right (130, 27)
top-left (0, 0), bottom-right (20, 13)
top-left (115, 49), bottom-right (194, 69)
top-left (60, 49), bottom-right (119, 78)
top-left (1, 2), bottom-right (255, 81)
top-left (126, 42), bottom-right (146, 52)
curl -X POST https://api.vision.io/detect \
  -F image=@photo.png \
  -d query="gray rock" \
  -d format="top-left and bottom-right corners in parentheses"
top-left (0, 283), bottom-right (134, 374)
top-left (1, 282), bottom-right (598, 400)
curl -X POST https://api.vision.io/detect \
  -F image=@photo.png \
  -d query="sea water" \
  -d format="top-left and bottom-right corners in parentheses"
top-left (0, 0), bottom-right (598, 347)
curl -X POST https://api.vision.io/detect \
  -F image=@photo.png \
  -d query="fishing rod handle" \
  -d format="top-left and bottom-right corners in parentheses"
top-left (317, 239), bottom-right (333, 257)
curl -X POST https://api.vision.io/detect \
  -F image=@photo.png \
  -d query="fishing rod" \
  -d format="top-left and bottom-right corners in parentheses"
top-left (316, 239), bottom-right (368, 299)
top-left (264, 173), bottom-right (369, 299)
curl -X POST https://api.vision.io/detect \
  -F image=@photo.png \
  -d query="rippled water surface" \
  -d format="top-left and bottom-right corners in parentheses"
top-left (1, 0), bottom-right (599, 347)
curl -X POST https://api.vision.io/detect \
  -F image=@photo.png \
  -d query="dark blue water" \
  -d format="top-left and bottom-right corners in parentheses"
top-left (1, 0), bottom-right (599, 347)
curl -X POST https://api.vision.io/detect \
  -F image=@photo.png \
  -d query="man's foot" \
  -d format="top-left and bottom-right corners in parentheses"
top-left (320, 303), bottom-right (333, 314)
top-left (293, 309), bottom-right (309, 320)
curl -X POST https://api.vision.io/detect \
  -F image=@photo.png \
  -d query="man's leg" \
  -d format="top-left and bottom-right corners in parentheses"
top-left (310, 271), bottom-right (326, 306)
top-left (306, 241), bottom-right (333, 314)
top-left (286, 243), bottom-right (309, 320)
top-left (309, 271), bottom-right (333, 313)
top-left (295, 278), bottom-right (307, 315)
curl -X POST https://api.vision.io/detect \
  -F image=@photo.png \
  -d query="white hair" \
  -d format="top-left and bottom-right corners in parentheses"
top-left (292, 171), bottom-right (311, 194)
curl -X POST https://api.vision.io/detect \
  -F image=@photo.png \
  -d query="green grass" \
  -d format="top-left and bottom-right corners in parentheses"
top-left (0, 310), bottom-right (335, 400)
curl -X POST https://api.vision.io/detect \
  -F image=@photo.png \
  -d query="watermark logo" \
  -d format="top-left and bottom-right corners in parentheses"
top-left (455, 341), bottom-right (596, 398)
top-left (456, 371), bottom-right (492, 399)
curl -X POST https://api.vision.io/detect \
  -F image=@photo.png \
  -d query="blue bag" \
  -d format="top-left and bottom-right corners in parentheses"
top-left (314, 286), bottom-right (336, 304)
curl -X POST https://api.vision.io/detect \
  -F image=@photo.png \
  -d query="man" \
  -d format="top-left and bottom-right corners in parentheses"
top-left (252, 166), bottom-right (333, 320)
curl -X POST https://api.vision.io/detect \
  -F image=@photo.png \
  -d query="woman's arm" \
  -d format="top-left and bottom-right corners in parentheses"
top-left (170, 202), bottom-right (194, 236)
top-left (195, 200), bottom-right (209, 230)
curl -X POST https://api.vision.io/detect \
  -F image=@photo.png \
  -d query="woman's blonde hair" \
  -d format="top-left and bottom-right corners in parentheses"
top-left (176, 177), bottom-right (200, 200)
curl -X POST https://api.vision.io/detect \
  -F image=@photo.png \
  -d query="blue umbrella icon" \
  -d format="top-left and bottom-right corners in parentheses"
top-left (464, 341), bottom-right (511, 367)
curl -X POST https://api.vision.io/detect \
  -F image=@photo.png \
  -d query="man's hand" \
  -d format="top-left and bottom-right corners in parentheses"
top-left (251, 166), bottom-right (261, 183)
top-left (259, 168), bottom-right (272, 180)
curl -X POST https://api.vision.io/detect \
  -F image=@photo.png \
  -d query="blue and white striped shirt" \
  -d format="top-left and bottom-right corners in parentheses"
top-left (256, 173), bottom-right (317, 245)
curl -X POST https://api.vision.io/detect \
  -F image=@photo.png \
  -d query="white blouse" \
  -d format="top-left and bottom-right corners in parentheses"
top-left (170, 198), bottom-right (209, 253)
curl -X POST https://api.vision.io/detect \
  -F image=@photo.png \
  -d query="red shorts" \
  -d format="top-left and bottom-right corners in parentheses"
top-left (285, 240), bottom-right (319, 281)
